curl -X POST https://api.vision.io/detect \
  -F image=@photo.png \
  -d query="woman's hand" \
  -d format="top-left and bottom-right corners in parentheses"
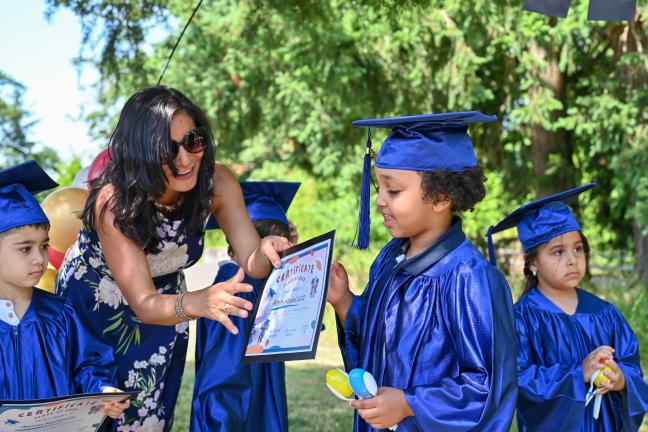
top-left (351, 387), bottom-right (413, 430)
top-left (101, 387), bottom-right (130, 419)
top-left (582, 345), bottom-right (615, 383)
top-left (259, 235), bottom-right (292, 269)
top-left (184, 268), bottom-right (254, 334)
top-left (327, 261), bottom-right (354, 323)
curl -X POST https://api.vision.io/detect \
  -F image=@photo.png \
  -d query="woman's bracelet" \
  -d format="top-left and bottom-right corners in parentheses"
top-left (174, 292), bottom-right (194, 322)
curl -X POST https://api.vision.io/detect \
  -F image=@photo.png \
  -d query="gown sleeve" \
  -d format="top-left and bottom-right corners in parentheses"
top-left (609, 306), bottom-right (648, 431)
top-left (402, 264), bottom-right (518, 431)
top-left (515, 304), bottom-right (587, 429)
top-left (65, 300), bottom-right (117, 393)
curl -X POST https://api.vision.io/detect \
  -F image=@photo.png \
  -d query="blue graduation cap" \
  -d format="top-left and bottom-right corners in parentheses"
top-left (0, 160), bottom-right (59, 234)
top-left (206, 181), bottom-right (300, 230)
top-left (352, 111), bottom-right (497, 249)
top-left (486, 183), bottom-right (596, 266)
top-left (523, 0), bottom-right (636, 21)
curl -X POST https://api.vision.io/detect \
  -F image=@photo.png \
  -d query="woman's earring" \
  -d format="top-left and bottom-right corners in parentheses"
top-left (532, 270), bottom-right (537, 277)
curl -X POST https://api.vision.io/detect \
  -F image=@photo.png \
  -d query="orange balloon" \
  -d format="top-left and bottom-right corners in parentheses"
top-left (41, 187), bottom-right (88, 252)
top-left (36, 267), bottom-right (57, 293)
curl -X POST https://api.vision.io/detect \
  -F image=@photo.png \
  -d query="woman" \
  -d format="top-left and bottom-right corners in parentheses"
top-left (56, 86), bottom-right (289, 431)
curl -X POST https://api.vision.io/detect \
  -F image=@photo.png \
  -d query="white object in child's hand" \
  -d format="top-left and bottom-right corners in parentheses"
top-left (348, 368), bottom-right (398, 431)
top-left (585, 367), bottom-right (612, 420)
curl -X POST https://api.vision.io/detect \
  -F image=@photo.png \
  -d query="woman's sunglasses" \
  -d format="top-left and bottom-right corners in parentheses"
top-left (169, 127), bottom-right (208, 159)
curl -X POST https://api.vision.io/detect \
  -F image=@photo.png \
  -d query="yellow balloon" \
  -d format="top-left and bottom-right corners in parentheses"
top-left (326, 368), bottom-right (354, 399)
top-left (36, 267), bottom-right (57, 293)
top-left (41, 187), bottom-right (88, 252)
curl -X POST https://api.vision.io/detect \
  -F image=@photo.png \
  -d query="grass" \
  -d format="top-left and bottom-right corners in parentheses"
top-left (171, 305), bottom-right (353, 431)
top-left (172, 277), bottom-right (648, 431)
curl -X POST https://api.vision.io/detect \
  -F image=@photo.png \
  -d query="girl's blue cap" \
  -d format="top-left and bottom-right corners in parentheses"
top-left (352, 111), bottom-right (497, 249)
top-left (206, 181), bottom-right (300, 229)
top-left (0, 160), bottom-right (58, 234)
top-left (486, 183), bottom-right (596, 266)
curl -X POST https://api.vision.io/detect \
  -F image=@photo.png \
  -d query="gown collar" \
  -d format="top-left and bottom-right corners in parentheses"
top-left (397, 216), bottom-right (466, 276)
top-left (526, 286), bottom-right (584, 315)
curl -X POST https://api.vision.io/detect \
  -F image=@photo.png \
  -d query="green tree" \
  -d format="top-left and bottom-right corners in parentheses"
top-left (47, 0), bottom-right (648, 281)
top-left (0, 71), bottom-right (59, 170)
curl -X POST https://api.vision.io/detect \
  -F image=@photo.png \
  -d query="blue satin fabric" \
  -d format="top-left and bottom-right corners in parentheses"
top-left (337, 219), bottom-right (518, 431)
top-left (0, 288), bottom-right (116, 399)
top-left (191, 261), bottom-right (288, 432)
top-left (515, 287), bottom-right (648, 431)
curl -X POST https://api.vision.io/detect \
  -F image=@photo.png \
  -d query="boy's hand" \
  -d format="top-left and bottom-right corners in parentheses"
top-left (351, 387), bottom-right (413, 430)
top-left (597, 358), bottom-right (626, 395)
top-left (327, 261), bottom-right (354, 323)
top-left (101, 387), bottom-right (130, 419)
top-left (582, 345), bottom-right (614, 383)
top-left (327, 261), bottom-right (351, 307)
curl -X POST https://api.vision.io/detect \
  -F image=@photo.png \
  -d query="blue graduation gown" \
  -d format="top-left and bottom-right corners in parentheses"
top-left (337, 218), bottom-right (518, 431)
top-left (0, 288), bottom-right (116, 400)
top-left (515, 287), bottom-right (648, 431)
top-left (191, 261), bottom-right (288, 432)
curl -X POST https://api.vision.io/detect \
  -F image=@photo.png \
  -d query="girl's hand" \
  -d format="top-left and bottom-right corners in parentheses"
top-left (101, 387), bottom-right (130, 419)
top-left (350, 387), bottom-right (413, 430)
top-left (582, 345), bottom-right (615, 383)
top-left (260, 235), bottom-right (292, 268)
top-left (327, 261), bottom-right (352, 308)
top-left (597, 358), bottom-right (626, 395)
top-left (186, 268), bottom-right (254, 334)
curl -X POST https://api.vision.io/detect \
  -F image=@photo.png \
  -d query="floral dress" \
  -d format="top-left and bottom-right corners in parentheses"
top-left (56, 209), bottom-right (204, 432)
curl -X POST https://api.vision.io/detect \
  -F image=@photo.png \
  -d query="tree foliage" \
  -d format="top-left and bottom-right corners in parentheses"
top-left (0, 70), bottom-right (59, 171)
top-left (47, 0), bottom-right (648, 279)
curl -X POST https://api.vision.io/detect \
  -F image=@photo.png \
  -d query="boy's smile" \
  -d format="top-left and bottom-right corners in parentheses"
top-left (0, 225), bottom-right (50, 294)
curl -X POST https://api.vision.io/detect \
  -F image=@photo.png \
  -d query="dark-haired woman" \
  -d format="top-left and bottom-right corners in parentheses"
top-left (488, 184), bottom-right (648, 431)
top-left (56, 86), bottom-right (289, 431)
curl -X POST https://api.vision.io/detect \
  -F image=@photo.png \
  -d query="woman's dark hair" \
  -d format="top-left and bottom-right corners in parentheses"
top-left (419, 166), bottom-right (487, 212)
top-left (83, 86), bottom-right (215, 253)
top-left (227, 219), bottom-right (290, 258)
top-left (521, 231), bottom-right (591, 297)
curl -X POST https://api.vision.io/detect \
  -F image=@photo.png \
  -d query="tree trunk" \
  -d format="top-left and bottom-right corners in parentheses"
top-left (632, 222), bottom-right (648, 285)
top-left (528, 40), bottom-right (575, 198)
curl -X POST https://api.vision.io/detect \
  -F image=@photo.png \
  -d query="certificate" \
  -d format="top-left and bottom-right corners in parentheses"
top-left (0, 391), bottom-right (137, 432)
top-left (242, 230), bottom-right (335, 362)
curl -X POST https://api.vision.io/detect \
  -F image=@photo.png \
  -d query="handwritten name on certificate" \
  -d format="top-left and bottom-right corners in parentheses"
top-left (243, 230), bottom-right (335, 362)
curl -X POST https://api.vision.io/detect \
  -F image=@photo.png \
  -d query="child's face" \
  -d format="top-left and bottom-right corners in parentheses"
top-left (0, 226), bottom-right (49, 291)
top-left (531, 230), bottom-right (586, 292)
top-left (374, 167), bottom-right (444, 239)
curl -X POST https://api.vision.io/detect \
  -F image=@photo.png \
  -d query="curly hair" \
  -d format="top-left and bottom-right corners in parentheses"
top-left (419, 166), bottom-right (487, 212)
top-left (83, 86), bottom-right (215, 253)
top-left (521, 231), bottom-right (591, 298)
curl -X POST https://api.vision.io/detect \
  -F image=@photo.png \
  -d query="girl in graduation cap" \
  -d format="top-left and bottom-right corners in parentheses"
top-left (55, 87), bottom-right (290, 431)
top-left (487, 184), bottom-right (648, 431)
top-left (191, 181), bottom-right (300, 432)
top-left (327, 112), bottom-right (518, 431)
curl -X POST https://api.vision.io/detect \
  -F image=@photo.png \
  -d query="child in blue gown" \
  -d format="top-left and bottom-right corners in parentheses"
top-left (487, 183), bottom-right (648, 431)
top-left (328, 112), bottom-right (518, 431)
top-left (191, 181), bottom-right (300, 432)
top-left (0, 161), bottom-right (129, 419)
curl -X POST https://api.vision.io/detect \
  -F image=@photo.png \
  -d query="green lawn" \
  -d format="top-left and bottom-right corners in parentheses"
top-left (172, 305), bottom-right (353, 431)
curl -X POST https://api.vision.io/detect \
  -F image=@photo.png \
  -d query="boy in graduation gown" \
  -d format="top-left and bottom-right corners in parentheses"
top-left (487, 184), bottom-right (648, 431)
top-left (191, 181), bottom-right (300, 432)
top-left (328, 112), bottom-right (518, 431)
top-left (0, 160), bottom-right (129, 418)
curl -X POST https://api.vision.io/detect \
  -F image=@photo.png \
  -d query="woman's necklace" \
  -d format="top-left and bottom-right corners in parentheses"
top-left (151, 195), bottom-right (184, 213)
